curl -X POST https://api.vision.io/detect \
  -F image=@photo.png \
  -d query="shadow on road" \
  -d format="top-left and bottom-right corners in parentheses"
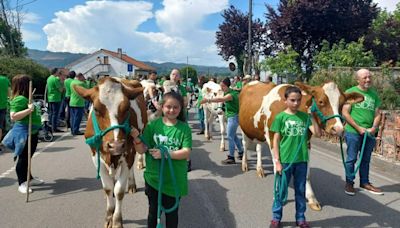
top-left (41, 146), bottom-right (74, 153)
top-left (0, 177), bottom-right (16, 188)
top-left (308, 168), bottom-right (400, 227)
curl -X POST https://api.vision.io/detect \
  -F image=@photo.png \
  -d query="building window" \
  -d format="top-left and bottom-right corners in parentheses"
top-left (104, 56), bottom-right (109, 64)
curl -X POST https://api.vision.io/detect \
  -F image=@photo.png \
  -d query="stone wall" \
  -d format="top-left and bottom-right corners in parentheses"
top-left (375, 111), bottom-right (400, 161)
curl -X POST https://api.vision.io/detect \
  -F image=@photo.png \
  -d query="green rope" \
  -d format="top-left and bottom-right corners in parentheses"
top-left (340, 132), bottom-right (372, 178)
top-left (138, 135), bottom-right (180, 228)
top-left (85, 111), bottom-right (131, 179)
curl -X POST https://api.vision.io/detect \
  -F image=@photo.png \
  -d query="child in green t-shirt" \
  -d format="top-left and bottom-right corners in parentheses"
top-left (131, 91), bottom-right (192, 228)
top-left (270, 86), bottom-right (321, 228)
top-left (4, 75), bottom-right (44, 194)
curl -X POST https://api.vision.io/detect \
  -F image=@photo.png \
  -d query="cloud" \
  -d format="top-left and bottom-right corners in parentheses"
top-left (42, 0), bottom-right (229, 66)
top-left (374, 0), bottom-right (398, 12)
top-left (21, 27), bottom-right (42, 41)
top-left (22, 12), bottom-right (40, 24)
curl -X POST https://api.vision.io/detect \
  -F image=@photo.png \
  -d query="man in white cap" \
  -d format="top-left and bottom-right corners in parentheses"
top-left (242, 75), bottom-right (252, 87)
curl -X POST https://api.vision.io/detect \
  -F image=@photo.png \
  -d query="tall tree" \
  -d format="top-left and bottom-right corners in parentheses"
top-left (266, 0), bottom-right (378, 80)
top-left (364, 4), bottom-right (400, 66)
top-left (216, 5), bottom-right (266, 76)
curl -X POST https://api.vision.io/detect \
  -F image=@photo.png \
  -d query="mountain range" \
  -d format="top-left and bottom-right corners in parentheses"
top-left (27, 49), bottom-right (232, 76)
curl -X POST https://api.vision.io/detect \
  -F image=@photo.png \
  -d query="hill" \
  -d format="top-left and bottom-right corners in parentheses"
top-left (27, 49), bottom-right (231, 76)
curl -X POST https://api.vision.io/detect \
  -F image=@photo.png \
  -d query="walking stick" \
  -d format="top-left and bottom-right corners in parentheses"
top-left (26, 81), bottom-right (33, 202)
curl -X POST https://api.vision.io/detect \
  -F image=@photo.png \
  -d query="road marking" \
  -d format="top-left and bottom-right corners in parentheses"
top-left (312, 144), bottom-right (398, 184)
top-left (0, 132), bottom-right (70, 180)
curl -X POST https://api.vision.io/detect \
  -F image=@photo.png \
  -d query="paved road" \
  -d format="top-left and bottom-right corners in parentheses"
top-left (1, 111), bottom-right (399, 228)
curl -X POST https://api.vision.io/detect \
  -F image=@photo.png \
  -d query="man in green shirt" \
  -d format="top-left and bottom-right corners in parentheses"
top-left (200, 77), bottom-right (243, 164)
top-left (64, 71), bottom-right (75, 129)
top-left (46, 68), bottom-right (64, 132)
top-left (69, 73), bottom-right (86, 135)
top-left (0, 74), bottom-right (11, 151)
top-left (342, 69), bottom-right (383, 196)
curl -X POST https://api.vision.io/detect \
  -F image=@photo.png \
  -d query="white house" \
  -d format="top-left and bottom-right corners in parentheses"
top-left (66, 48), bottom-right (155, 79)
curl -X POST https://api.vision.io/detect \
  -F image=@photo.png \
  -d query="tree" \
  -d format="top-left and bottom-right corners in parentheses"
top-left (364, 4), bottom-right (400, 66)
top-left (216, 5), bottom-right (266, 76)
top-left (314, 39), bottom-right (376, 69)
top-left (260, 45), bottom-right (301, 81)
top-left (0, 0), bottom-right (27, 57)
top-left (266, 0), bottom-right (378, 80)
top-left (180, 66), bottom-right (198, 85)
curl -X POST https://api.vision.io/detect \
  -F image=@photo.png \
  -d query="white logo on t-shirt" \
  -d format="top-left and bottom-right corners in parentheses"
top-left (355, 95), bottom-right (375, 111)
top-left (284, 120), bottom-right (305, 136)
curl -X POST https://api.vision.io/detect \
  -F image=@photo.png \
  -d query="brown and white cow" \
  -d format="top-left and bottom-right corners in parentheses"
top-left (201, 81), bottom-right (226, 151)
top-left (239, 81), bottom-right (363, 211)
top-left (73, 77), bottom-right (147, 228)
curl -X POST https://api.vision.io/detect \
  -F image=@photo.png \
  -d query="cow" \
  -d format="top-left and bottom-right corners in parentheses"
top-left (239, 80), bottom-right (364, 211)
top-left (73, 77), bottom-right (148, 228)
top-left (201, 81), bottom-right (226, 151)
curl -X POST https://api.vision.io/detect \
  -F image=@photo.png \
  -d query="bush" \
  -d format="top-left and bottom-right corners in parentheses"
top-left (0, 57), bottom-right (49, 95)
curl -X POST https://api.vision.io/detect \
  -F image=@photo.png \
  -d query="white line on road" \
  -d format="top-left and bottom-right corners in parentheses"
top-left (0, 132), bottom-right (70, 180)
top-left (312, 144), bottom-right (398, 184)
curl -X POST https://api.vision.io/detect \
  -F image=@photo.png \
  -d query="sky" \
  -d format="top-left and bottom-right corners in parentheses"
top-left (15, 0), bottom-right (400, 67)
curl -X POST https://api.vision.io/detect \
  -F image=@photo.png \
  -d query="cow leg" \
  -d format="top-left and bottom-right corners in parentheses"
top-left (113, 164), bottom-right (129, 228)
top-left (241, 133), bottom-right (249, 172)
top-left (255, 143), bottom-right (265, 178)
top-left (218, 114), bottom-right (226, 151)
top-left (136, 154), bottom-right (145, 170)
top-left (204, 108), bottom-right (211, 140)
top-left (305, 158), bottom-right (321, 211)
top-left (127, 166), bottom-right (137, 193)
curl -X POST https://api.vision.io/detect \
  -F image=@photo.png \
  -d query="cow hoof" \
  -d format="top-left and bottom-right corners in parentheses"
top-left (128, 185), bottom-right (137, 194)
top-left (104, 219), bottom-right (112, 228)
top-left (256, 169), bottom-right (265, 178)
top-left (309, 202), bottom-right (322, 211)
top-left (219, 147), bottom-right (225, 152)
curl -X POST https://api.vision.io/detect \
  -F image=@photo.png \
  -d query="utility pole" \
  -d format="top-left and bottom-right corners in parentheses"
top-left (186, 56), bottom-right (189, 82)
top-left (247, 0), bottom-right (252, 75)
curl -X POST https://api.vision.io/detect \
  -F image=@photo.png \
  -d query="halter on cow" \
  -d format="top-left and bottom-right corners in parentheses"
top-left (73, 77), bottom-right (147, 228)
top-left (239, 81), bottom-right (364, 211)
top-left (201, 81), bottom-right (226, 151)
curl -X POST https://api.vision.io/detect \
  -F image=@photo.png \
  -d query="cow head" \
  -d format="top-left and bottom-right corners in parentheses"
top-left (202, 81), bottom-right (224, 115)
top-left (73, 77), bottom-right (145, 158)
top-left (295, 81), bottom-right (364, 136)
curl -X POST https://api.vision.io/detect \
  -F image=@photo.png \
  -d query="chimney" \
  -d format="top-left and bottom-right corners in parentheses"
top-left (117, 48), bottom-right (122, 58)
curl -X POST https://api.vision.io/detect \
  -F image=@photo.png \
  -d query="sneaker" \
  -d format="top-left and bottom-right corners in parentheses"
top-left (221, 157), bottom-right (235, 165)
top-left (30, 177), bottom-right (44, 186)
top-left (345, 182), bottom-right (355, 196)
top-left (75, 131), bottom-right (84, 135)
top-left (237, 153), bottom-right (243, 160)
top-left (296, 221), bottom-right (310, 228)
top-left (360, 183), bottom-right (384, 195)
top-left (196, 131), bottom-right (204, 135)
top-left (18, 182), bottom-right (33, 194)
top-left (270, 220), bottom-right (281, 228)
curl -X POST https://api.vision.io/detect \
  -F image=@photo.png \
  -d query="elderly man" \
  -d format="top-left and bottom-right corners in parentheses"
top-left (342, 69), bottom-right (383, 196)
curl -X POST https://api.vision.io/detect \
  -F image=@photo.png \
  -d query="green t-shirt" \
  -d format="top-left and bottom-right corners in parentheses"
top-left (224, 89), bottom-right (239, 118)
top-left (69, 80), bottom-right (86, 107)
top-left (196, 85), bottom-right (203, 108)
top-left (270, 111), bottom-right (310, 163)
top-left (344, 86), bottom-right (381, 134)
top-left (10, 96), bottom-right (41, 133)
top-left (178, 84), bottom-right (187, 97)
top-left (235, 81), bottom-right (243, 90)
top-left (85, 80), bottom-right (96, 89)
top-left (46, 75), bottom-right (62, 102)
top-left (0, 75), bottom-right (10, 109)
top-left (64, 78), bottom-right (73, 98)
top-left (143, 117), bottom-right (192, 197)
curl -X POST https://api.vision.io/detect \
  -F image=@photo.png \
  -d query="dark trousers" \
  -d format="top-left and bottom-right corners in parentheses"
top-left (59, 97), bottom-right (66, 120)
top-left (70, 107), bottom-right (84, 134)
top-left (48, 102), bottom-right (61, 131)
top-left (16, 134), bottom-right (38, 185)
top-left (65, 97), bottom-right (71, 128)
top-left (145, 182), bottom-right (179, 228)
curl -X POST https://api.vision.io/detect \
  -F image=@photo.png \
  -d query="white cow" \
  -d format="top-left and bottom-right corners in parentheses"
top-left (201, 81), bottom-right (226, 151)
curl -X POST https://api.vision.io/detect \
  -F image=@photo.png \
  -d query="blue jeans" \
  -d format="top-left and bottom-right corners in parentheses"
top-left (59, 97), bottom-right (67, 120)
top-left (70, 107), bottom-right (84, 134)
top-left (197, 108), bottom-right (205, 131)
top-left (272, 162), bottom-right (307, 222)
top-left (227, 115), bottom-right (243, 158)
top-left (344, 131), bottom-right (376, 185)
top-left (48, 102), bottom-right (61, 131)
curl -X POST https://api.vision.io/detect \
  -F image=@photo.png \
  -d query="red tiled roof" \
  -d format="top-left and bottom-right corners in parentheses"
top-left (101, 49), bottom-right (155, 71)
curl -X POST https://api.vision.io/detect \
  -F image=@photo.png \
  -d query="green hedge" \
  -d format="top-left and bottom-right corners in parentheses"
top-left (0, 57), bottom-right (49, 95)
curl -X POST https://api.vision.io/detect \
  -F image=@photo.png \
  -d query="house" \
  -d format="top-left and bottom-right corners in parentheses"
top-left (66, 48), bottom-right (155, 79)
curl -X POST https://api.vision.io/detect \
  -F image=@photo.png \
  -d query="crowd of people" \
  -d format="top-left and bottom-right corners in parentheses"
top-left (0, 68), bottom-right (384, 228)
